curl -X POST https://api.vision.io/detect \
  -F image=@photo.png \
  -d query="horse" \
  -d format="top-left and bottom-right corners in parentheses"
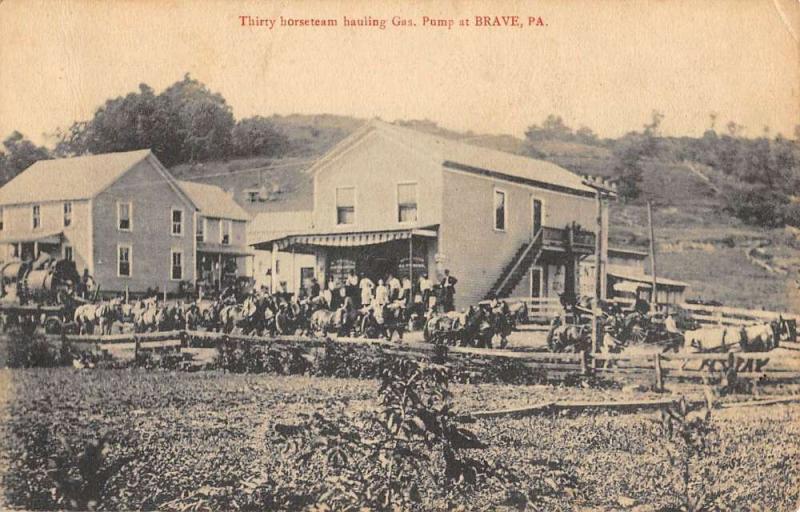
top-left (423, 310), bottom-right (466, 346)
top-left (134, 299), bottom-right (166, 333)
top-left (219, 296), bottom-right (259, 334)
top-left (309, 307), bottom-right (345, 337)
top-left (546, 315), bottom-right (591, 353)
top-left (461, 305), bottom-right (494, 348)
top-left (74, 299), bottom-right (123, 335)
top-left (380, 301), bottom-right (407, 341)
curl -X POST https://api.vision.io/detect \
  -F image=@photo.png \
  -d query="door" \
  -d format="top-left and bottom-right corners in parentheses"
top-left (530, 266), bottom-right (543, 297)
top-left (532, 198), bottom-right (543, 239)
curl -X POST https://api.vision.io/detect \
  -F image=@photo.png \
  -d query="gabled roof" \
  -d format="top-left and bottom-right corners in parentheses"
top-left (177, 180), bottom-right (250, 221)
top-left (307, 120), bottom-right (596, 196)
top-left (0, 149), bottom-right (153, 206)
top-left (247, 210), bottom-right (313, 245)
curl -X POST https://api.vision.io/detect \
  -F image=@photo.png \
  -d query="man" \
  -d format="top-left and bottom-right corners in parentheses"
top-left (440, 269), bottom-right (458, 313)
top-left (387, 273), bottom-right (402, 302)
top-left (418, 274), bottom-right (433, 310)
top-left (345, 269), bottom-right (360, 305)
top-left (359, 273), bottom-right (375, 308)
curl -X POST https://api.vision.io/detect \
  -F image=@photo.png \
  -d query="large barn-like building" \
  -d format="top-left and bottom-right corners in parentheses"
top-left (250, 120), bottom-right (620, 310)
top-left (0, 150), bottom-right (251, 296)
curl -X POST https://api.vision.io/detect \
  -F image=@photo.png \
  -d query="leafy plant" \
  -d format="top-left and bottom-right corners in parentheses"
top-left (653, 394), bottom-right (721, 512)
top-left (267, 358), bottom-right (509, 510)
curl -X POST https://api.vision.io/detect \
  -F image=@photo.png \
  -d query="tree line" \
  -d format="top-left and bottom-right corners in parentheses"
top-left (1, 76), bottom-right (799, 229)
top-left (523, 113), bottom-right (800, 228)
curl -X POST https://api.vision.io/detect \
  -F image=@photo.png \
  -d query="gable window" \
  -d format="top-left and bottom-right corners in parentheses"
top-left (171, 250), bottom-right (183, 280)
top-left (32, 205), bottom-right (41, 229)
top-left (118, 244), bottom-right (132, 277)
top-left (63, 245), bottom-right (73, 261)
top-left (196, 217), bottom-right (205, 243)
top-left (63, 202), bottom-right (72, 227)
top-left (336, 186), bottom-right (355, 225)
top-left (493, 189), bottom-right (506, 231)
top-left (220, 220), bottom-right (232, 245)
top-left (171, 208), bottom-right (184, 236)
top-left (246, 190), bottom-right (261, 203)
top-left (118, 202), bottom-right (132, 231)
top-left (397, 182), bottom-right (418, 223)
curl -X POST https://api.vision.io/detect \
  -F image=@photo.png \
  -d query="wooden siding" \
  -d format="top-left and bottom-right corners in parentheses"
top-left (92, 159), bottom-right (196, 293)
top-left (0, 200), bottom-right (91, 272)
top-left (439, 170), bottom-right (595, 309)
top-left (312, 130), bottom-right (442, 232)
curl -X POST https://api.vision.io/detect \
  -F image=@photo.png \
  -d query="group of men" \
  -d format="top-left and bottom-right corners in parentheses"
top-left (302, 268), bottom-right (459, 313)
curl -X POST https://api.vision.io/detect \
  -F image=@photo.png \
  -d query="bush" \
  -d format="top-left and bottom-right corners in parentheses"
top-left (7, 323), bottom-right (63, 368)
top-left (722, 185), bottom-right (790, 227)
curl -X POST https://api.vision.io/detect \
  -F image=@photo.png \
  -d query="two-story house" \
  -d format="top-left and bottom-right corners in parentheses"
top-left (0, 149), bottom-right (251, 296)
top-left (250, 121), bottom-right (610, 310)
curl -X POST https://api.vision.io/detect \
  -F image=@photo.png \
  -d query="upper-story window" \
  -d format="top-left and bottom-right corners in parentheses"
top-left (196, 217), bottom-right (205, 243)
top-left (63, 202), bottom-right (72, 227)
top-left (171, 208), bottom-right (184, 236)
top-left (220, 220), bottom-right (232, 245)
top-left (118, 202), bottom-right (132, 231)
top-left (397, 182), bottom-right (418, 223)
top-left (32, 205), bottom-right (41, 230)
top-left (336, 186), bottom-right (355, 225)
top-left (493, 189), bottom-right (506, 231)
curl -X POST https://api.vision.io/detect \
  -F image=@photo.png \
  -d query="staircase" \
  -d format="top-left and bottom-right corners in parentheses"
top-left (486, 228), bottom-right (544, 299)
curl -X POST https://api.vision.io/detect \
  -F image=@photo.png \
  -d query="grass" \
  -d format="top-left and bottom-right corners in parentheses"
top-left (1, 369), bottom-right (799, 510)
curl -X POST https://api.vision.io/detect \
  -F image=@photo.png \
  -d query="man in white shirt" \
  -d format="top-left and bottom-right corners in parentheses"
top-left (387, 274), bottom-right (401, 301)
top-left (418, 274), bottom-right (432, 309)
top-left (359, 274), bottom-right (375, 307)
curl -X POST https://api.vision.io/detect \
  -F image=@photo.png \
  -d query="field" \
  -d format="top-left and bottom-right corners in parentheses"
top-left (1, 368), bottom-right (799, 511)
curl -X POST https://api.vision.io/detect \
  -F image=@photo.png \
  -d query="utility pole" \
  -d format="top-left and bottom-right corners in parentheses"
top-left (647, 201), bottom-right (658, 307)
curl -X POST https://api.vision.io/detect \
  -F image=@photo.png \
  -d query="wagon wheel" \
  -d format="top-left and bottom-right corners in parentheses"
top-left (43, 317), bottom-right (62, 335)
top-left (629, 324), bottom-right (648, 345)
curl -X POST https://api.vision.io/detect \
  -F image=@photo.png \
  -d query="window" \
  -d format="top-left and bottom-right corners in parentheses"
top-left (246, 190), bottom-right (261, 203)
top-left (0, 207), bottom-right (4, 231)
top-left (118, 202), bottom-right (131, 231)
top-left (63, 202), bottom-right (72, 227)
top-left (64, 245), bottom-right (73, 261)
top-left (171, 208), bottom-right (183, 236)
top-left (397, 182), bottom-right (418, 223)
top-left (196, 217), bottom-right (205, 243)
top-left (336, 186), bottom-right (355, 225)
top-left (220, 220), bottom-right (231, 245)
top-left (32, 205), bottom-right (41, 229)
top-left (493, 189), bottom-right (506, 231)
top-left (171, 250), bottom-right (183, 280)
top-left (118, 245), bottom-right (131, 277)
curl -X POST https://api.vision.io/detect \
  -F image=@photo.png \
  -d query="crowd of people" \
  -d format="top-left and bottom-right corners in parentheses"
top-left (296, 269), bottom-right (459, 314)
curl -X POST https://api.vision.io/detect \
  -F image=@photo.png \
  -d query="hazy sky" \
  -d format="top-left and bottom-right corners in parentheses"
top-left (0, 0), bottom-right (798, 146)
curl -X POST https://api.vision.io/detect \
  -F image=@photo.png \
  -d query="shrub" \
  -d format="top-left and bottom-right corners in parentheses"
top-left (7, 323), bottom-right (63, 368)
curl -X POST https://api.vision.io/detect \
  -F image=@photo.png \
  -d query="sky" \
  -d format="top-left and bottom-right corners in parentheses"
top-left (0, 0), bottom-right (798, 147)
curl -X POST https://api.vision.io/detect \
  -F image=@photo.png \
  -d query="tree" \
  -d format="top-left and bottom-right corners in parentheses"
top-left (55, 74), bottom-right (235, 166)
top-left (0, 131), bottom-right (50, 184)
top-left (231, 116), bottom-right (290, 157)
top-left (610, 111), bottom-right (664, 201)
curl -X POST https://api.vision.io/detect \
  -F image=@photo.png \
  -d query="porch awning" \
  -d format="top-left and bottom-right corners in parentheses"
top-left (0, 230), bottom-right (63, 244)
top-left (197, 242), bottom-right (255, 257)
top-left (270, 228), bottom-right (437, 251)
top-left (613, 281), bottom-right (648, 293)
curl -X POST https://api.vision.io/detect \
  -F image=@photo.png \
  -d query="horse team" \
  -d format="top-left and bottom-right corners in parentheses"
top-left (71, 291), bottom-right (522, 345)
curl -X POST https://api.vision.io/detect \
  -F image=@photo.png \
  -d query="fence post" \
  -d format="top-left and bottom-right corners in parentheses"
top-left (581, 350), bottom-right (591, 376)
top-left (133, 335), bottom-right (141, 367)
top-left (654, 353), bottom-right (664, 392)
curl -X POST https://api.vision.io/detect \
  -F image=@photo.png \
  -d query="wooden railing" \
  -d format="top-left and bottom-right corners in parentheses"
top-left (46, 329), bottom-right (800, 384)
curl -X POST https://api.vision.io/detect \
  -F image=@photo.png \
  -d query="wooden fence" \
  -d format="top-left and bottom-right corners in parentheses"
top-left (508, 296), bottom-right (799, 329)
top-left (51, 329), bottom-right (800, 387)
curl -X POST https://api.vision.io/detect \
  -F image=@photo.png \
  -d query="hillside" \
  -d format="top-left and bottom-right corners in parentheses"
top-left (173, 116), bottom-right (798, 312)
